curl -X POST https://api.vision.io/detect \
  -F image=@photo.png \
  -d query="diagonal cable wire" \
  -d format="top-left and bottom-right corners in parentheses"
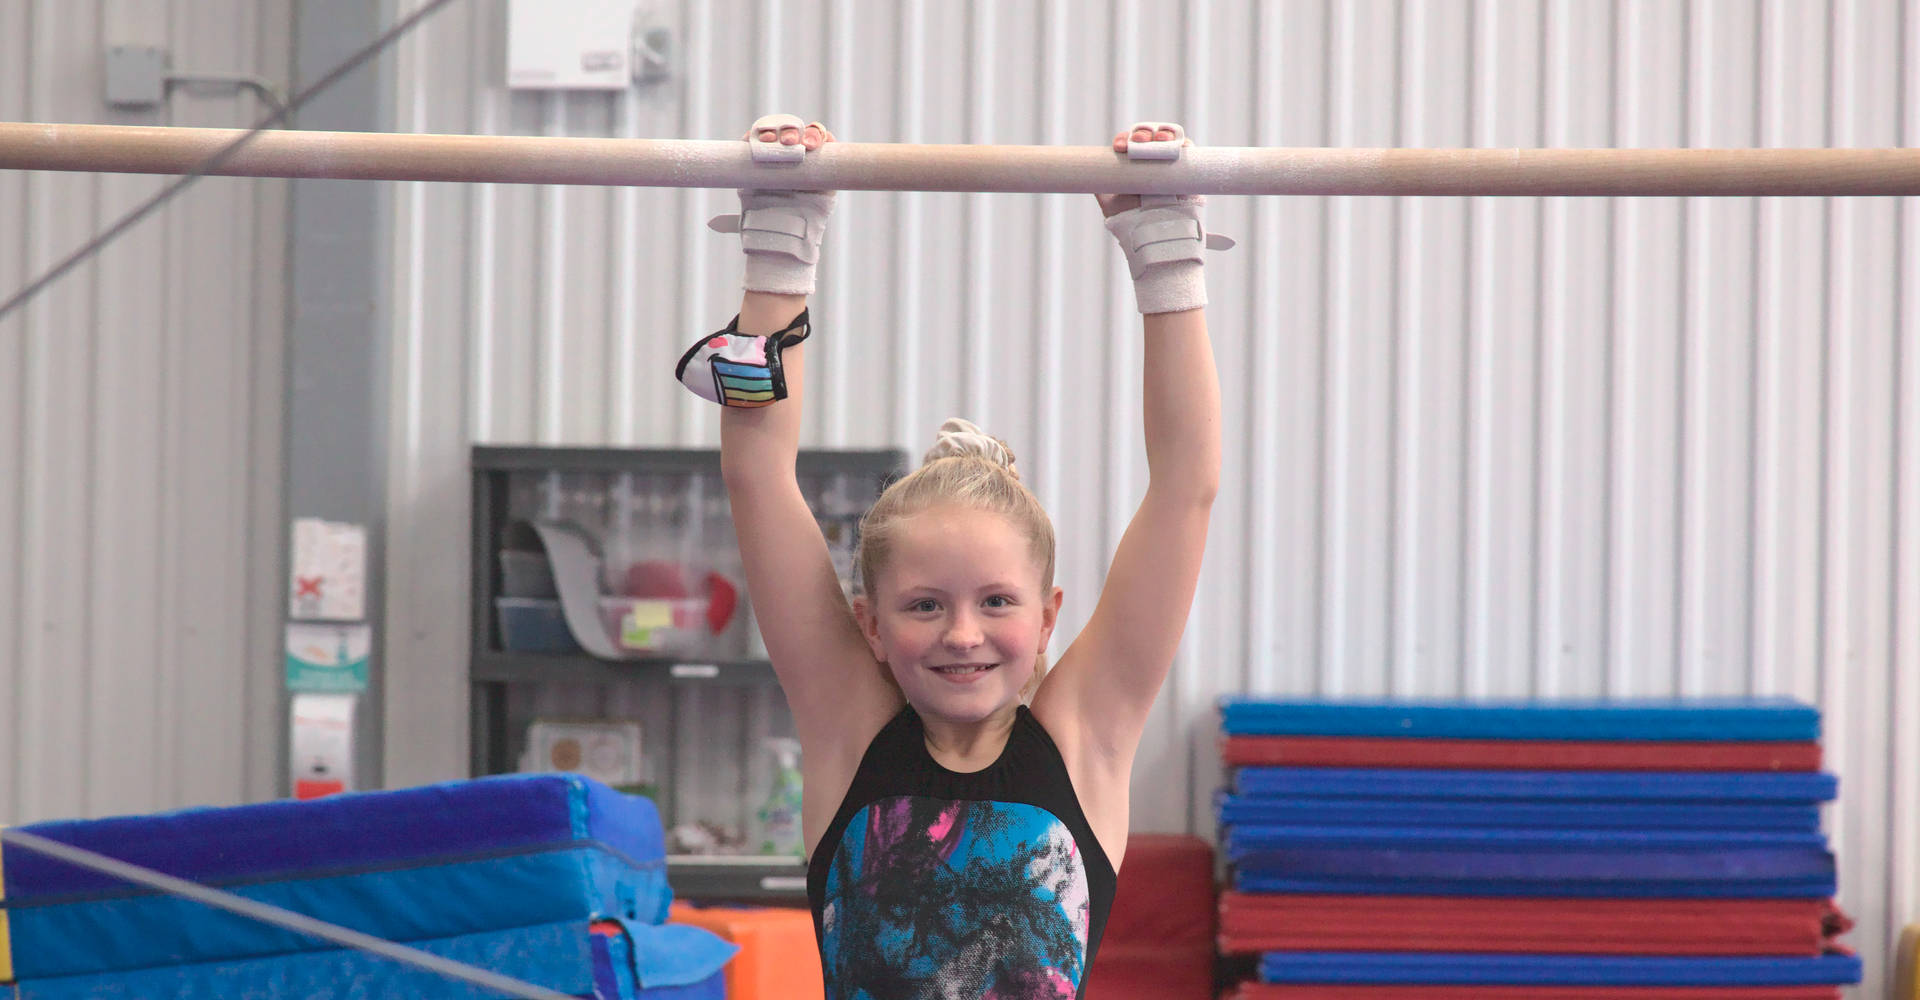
top-left (0, 0), bottom-right (461, 328)
top-left (1, 827), bottom-right (576, 1000)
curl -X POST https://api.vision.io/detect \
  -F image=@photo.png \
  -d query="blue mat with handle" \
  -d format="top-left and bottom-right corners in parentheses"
top-left (1219, 697), bottom-right (1819, 741)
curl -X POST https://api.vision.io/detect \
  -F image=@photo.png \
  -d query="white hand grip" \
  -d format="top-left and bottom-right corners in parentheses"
top-left (1126, 121), bottom-right (1188, 161)
top-left (748, 112), bottom-right (807, 164)
top-left (1127, 140), bottom-right (1183, 161)
top-left (749, 140), bottom-right (805, 164)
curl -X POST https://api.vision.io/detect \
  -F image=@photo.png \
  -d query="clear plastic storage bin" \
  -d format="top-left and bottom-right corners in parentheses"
top-left (597, 596), bottom-right (712, 658)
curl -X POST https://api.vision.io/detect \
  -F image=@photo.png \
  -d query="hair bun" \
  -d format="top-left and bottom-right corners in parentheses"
top-left (923, 417), bottom-right (1019, 480)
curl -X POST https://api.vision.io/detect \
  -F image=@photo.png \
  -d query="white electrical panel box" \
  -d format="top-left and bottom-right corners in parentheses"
top-left (506, 0), bottom-right (633, 90)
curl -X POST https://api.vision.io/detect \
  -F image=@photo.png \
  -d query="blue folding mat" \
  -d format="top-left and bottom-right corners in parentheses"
top-left (1215, 795), bottom-right (1823, 831)
top-left (1227, 826), bottom-right (1827, 851)
top-left (1230, 768), bottom-right (1839, 802)
top-left (1229, 842), bottom-right (1833, 881)
top-left (1256, 952), bottom-right (1863, 987)
top-left (13, 917), bottom-right (732, 1000)
top-left (1217, 697), bottom-right (1821, 741)
top-left (1223, 767), bottom-right (1837, 896)
top-left (1, 774), bottom-right (704, 981)
top-left (1235, 873), bottom-right (1839, 898)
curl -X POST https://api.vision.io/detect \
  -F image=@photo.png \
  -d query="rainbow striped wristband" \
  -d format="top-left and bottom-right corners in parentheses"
top-left (674, 309), bottom-right (811, 408)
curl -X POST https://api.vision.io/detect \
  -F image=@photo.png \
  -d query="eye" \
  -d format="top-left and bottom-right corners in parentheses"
top-left (909, 599), bottom-right (940, 613)
top-left (983, 595), bottom-right (1014, 609)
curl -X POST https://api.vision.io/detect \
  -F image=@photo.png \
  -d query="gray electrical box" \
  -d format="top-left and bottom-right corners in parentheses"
top-left (506, 0), bottom-right (633, 89)
top-left (105, 45), bottom-right (167, 108)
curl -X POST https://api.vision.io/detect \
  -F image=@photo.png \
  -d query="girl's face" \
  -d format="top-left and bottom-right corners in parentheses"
top-left (858, 506), bottom-right (1062, 722)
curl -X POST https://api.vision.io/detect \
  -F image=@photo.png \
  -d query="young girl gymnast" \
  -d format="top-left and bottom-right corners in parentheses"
top-left (675, 114), bottom-right (1224, 999)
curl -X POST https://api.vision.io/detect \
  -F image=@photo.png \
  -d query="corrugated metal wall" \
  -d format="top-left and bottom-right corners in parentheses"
top-left (381, 1), bottom-right (1919, 991)
top-left (0, 2), bottom-right (292, 824)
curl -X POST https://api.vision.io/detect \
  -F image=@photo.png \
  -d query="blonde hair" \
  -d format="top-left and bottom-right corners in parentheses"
top-left (857, 418), bottom-right (1057, 701)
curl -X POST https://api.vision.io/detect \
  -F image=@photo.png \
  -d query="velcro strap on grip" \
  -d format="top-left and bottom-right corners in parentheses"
top-left (1110, 206), bottom-right (1207, 279)
top-left (738, 207), bottom-right (818, 264)
top-left (1131, 216), bottom-right (1205, 249)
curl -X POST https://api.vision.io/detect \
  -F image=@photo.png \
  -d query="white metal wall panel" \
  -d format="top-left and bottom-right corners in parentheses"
top-left (382, 1), bottom-right (1919, 990)
top-left (0, 0), bottom-right (291, 824)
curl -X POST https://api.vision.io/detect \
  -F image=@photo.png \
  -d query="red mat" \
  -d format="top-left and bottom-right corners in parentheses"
top-left (1225, 987), bottom-right (1842, 1000)
top-left (1218, 895), bottom-right (1849, 957)
top-left (1085, 834), bottom-right (1215, 1000)
top-left (1220, 735), bottom-right (1821, 771)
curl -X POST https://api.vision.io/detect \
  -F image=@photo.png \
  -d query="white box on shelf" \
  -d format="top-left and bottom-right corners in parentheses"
top-left (521, 720), bottom-right (644, 788)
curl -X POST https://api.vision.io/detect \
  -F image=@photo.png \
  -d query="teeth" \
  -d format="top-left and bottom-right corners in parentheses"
top-left (936, 664), bottom-right (993, 674)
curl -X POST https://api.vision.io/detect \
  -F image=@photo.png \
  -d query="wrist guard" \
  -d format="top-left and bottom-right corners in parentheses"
top-left (674, 310), bottom-right (811, 408)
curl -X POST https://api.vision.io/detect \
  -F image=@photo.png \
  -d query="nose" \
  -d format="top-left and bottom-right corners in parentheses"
top-left (943, 610), bottom-right (983, 651)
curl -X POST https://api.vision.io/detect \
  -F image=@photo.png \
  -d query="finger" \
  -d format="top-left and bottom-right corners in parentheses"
top-left (779, 124), bottom-right (802, 144)
top-left (1154, 128), bottom-right (1175, 141)
top-left (1131, 127), bottom-right (1154, 142)
top-left (1112, 133), bottom-right (1128, 152)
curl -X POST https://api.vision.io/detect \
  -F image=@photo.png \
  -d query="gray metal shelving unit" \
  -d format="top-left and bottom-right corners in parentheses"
top-left (469, 445), bottom-right (905, 903)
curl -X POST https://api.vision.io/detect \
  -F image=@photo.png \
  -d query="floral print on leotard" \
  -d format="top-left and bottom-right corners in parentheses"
top-left (818, 795), bottom-right (1091, 1000)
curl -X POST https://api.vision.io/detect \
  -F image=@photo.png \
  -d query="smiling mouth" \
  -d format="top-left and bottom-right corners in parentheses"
top-left (931, 663), bottom-right (997, 675)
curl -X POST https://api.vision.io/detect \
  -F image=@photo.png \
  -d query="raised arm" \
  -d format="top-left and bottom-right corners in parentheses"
top-left (684, 117), bottom-right (898, 743)
top-left (720, 301), bottom-right (891, 731)
top-left (1039, 123), bottom-right (1224, 760)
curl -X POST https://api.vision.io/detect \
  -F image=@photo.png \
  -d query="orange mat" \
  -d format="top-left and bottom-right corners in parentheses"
top-left (667, 901), bottom-right (822, 1000)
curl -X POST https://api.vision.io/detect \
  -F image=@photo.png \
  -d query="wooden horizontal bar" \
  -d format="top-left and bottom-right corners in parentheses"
top-left (2, 121), bottom-right (1918, 196)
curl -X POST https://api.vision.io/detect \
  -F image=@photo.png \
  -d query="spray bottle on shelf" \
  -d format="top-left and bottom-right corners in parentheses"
top-left (756, 737), bottom-right (804, 859)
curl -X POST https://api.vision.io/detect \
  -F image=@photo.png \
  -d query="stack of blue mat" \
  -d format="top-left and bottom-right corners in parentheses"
top-left (1, 774), bottom-right (735, 998)
top-left (1214, 698), bottom-right (1862, 1000)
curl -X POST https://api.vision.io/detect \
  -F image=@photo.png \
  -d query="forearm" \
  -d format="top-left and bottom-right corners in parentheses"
top-left (719, 292), bottom-right (809, 489)
top-left (1140, 306), bottom-right (1222, 501)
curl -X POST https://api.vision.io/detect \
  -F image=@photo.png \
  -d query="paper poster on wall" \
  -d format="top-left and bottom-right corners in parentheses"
top-left (290, 693), bottom-right (355, 800)
top-left (289, 518), bottom-right (366, 621)
top-left (285, 623), bottom-right (371, 693)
